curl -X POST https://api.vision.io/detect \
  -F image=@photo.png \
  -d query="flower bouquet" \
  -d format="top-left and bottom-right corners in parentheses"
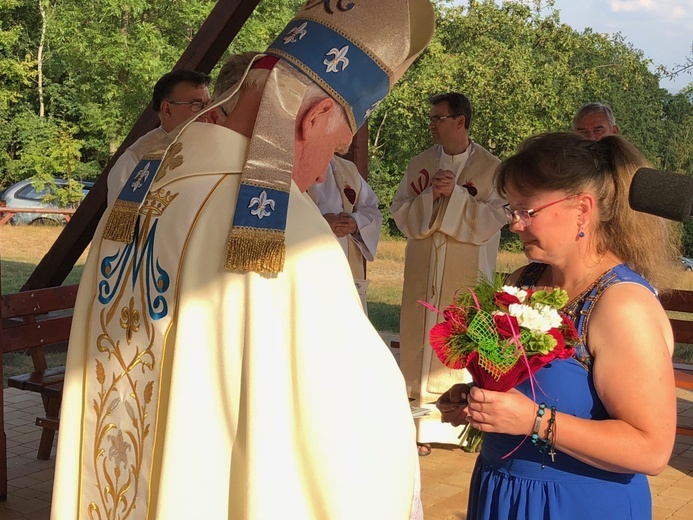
top-left (421, 276), bottom-right (579, 451)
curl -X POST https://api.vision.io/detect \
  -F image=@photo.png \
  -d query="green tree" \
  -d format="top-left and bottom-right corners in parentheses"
top-left (369, 0), bottom-right (674, 236)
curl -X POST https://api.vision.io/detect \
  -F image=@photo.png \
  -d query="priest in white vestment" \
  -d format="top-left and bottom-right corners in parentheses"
top-left (307, 155), bottom-right (382, 312)
top-left (107, 70), bottom-right (212, 206)
top-left (51, 1), bottom-right (435, 519)
top-left (391, 92), bottom-right (507, 454)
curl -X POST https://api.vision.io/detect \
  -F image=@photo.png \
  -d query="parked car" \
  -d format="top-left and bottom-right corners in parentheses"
top-left (0, 178), bottom-right (93, 225)
top-left (683, 257), bottom-right (693, 271)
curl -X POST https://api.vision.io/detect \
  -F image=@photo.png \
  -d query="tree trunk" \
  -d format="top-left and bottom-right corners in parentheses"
top-left (37, 0), bottom-right (47, 118)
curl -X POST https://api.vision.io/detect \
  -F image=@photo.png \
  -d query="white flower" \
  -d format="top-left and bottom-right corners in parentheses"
top-left (501, 285), bottom-right (528, 303)
top-left (507, 303), bottom-right (562, 333)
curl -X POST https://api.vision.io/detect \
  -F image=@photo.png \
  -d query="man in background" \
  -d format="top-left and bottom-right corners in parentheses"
top-left (573, 102), bottom-right (620, 141)
top-left (307, 155), bottom-right (382, 312)
top-left (106, 69), bottom-right (211, 205)
top-left (210, 51), bottom-right (258, 124)
top-left (391, 92), bottom-right (506, 456)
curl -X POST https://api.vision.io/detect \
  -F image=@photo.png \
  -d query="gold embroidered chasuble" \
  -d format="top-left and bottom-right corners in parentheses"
top-left (52, 123), bottom-right (420, 519)
top-left (390, 142), bottom-right (506, 444)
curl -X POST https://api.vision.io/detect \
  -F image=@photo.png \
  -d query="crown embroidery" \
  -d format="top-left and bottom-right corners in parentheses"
top-left (142, 188), bottom-right (178, 217)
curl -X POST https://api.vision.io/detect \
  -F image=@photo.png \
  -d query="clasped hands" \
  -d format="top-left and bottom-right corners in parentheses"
top-left (323, 212), bottom-right (358, 237)
top-left (437, 384), bottom-right (537, 436)
top-left (431, 169), bottom-right (456, 200)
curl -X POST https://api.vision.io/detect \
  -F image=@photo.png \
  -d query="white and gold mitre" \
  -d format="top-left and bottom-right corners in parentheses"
top-left (267, 0), bottom-right (435, 133)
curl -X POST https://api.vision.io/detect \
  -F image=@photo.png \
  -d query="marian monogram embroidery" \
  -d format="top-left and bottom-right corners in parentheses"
top-left (305, 0), bottom-right (355, 15)
top-left (249, 190), bottom-right (276, 219)
top-left (324, 45), bottom-right (350, 73)
top-left (86, 195), bottom-right (175, 517)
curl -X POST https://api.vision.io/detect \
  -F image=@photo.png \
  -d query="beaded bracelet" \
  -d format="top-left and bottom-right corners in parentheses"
top-left (531, 403), bottom-right (557, 468)
top-left (530, 403), bottom-right (546, 448)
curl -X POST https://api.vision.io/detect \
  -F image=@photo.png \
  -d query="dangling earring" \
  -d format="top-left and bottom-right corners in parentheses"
top-left (578, 223), bottom-right (585, 239)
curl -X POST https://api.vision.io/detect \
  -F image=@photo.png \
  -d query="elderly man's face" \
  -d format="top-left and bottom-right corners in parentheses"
top-left (574, 112), bottom-right (619, 141)
top-left (293, 98), bottom-right (353, 192)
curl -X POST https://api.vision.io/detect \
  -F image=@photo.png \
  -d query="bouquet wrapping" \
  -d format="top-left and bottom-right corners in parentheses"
top-left (422, 277), bottom-right (578, 453)
top-left (422, 277), bottom-right (578, 393)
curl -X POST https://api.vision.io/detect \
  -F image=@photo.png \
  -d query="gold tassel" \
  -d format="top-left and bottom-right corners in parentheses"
top-left (225, 228), bottom-right (285, 275)
top-left (103, 200), bottom-right (141, 243)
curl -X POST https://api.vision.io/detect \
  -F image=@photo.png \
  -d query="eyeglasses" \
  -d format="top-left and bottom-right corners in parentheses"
top-left (167, 100), bottom-right (208, 112)
top-left (503, 196), bottom-right (576, 226)
top-left (428, 114), bottom-right (460, 124)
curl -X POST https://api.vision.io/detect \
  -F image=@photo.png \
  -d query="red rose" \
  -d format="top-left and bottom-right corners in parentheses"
top-left (493, 313), bottom-right (519, 339)
top-left (494, 291), bottom-right (521, 310)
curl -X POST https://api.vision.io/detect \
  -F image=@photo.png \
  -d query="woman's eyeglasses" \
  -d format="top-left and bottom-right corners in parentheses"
top-left (503, 196), bottom-right (576, 226)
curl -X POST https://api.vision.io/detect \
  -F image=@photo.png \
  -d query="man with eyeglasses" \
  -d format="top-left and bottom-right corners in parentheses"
top-left (390, 91), bottom-right (507, 457)
top-left (106, 69), bottom-right (211, 206)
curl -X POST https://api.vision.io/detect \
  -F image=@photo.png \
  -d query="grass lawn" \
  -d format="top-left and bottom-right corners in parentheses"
top-left (3, 226), bottom-right (693, 387)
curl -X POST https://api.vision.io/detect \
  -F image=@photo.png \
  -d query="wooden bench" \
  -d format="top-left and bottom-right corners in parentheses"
top-left (0, 284), bottom-right (77, 500)
top-left (661, 289), bottom-right (693, 436)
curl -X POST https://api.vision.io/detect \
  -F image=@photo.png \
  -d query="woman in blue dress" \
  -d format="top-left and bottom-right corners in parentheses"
top-left (437, 132), bottom-right (680, 519)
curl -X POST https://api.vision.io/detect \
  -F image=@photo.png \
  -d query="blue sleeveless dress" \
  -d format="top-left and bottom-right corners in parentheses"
top-left (466, 264), bottom-right (655, 520)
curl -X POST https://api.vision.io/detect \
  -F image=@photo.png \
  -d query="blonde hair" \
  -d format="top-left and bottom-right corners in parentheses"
top-left (495, 132), bottom-right (681, 291)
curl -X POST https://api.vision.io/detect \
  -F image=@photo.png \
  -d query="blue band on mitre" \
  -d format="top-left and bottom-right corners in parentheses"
top-left (267, 18), bottom-right (390, 131)
top-left (232, 185), bottom-right (290, 231)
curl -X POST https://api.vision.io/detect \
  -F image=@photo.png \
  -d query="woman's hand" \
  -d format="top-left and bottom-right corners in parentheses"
top-left (466, 387), bottom-right (536, 436)
top-left (436, 383), bottom-right (472, 427)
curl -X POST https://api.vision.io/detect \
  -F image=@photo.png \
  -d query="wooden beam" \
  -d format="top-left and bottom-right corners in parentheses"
top-left (21, 0), bottom-right (262, 291)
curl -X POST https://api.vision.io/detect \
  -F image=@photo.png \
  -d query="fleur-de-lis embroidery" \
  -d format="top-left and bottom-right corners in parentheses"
top-left (365, 100), bottom-right (382, 119)
top-left (283, 22), bottom-right (308, 44)
top-left (324, 46), bottom-right (350, 73)
top-left (249, 190), bottom-right (276, 220)
top-left (131, 162), bottom-right (151, 192)
top-left (120, 296), bottom-right (141, 344)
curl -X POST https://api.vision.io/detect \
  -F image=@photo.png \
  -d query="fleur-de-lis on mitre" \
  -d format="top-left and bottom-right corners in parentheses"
top-left (131, 162), bottom-right (151, 192)
top-left (324, 46), bottom-right (350, 73)
top-left (365, 100), bottom-right (382, 119)
top-left (283, 22), bottom-right (308, 44)
top-left (249, 190), bottom-right (275, 220)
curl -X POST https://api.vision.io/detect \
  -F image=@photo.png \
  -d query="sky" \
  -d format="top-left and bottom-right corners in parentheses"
top-left (543, 0), bottom-right (693, 93)
top-left (466, 0), bottom-right (693, 93)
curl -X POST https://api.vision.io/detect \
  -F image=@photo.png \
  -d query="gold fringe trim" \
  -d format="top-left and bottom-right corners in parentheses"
top-left (103, 200), bottom-right (141, 243)
top-left (225, 228), bottom-right (285, 275)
